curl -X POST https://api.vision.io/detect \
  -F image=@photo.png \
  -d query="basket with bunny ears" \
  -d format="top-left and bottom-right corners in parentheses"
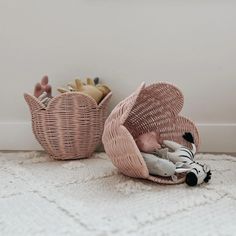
top-left (102, 82), bottom-right (199, 184)
top-left (24, 76), bottom-right (112, 160)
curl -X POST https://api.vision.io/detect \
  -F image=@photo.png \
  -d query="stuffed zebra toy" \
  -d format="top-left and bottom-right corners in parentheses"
top-left (163, 133), bottom-right (212, 186)
top-left (142, 132), bottom-right (211, 186)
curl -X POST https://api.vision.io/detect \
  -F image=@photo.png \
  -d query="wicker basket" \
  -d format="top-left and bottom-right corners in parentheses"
top-left (24, 91), bottom-right (112, 160)
top-left (102, 82), bottom-right (199, 184)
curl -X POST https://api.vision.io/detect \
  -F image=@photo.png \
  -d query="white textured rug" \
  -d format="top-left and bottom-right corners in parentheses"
top-left (0, 152), bottom-right (236, 236)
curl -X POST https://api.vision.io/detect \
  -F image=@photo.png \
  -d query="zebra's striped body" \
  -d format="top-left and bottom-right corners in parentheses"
top-left (163, 140), bottom-right (196, 164)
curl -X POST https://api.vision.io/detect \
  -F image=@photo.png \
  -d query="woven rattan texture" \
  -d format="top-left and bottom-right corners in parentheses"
top-left (102, 83), bottom-right (199, 184)
top-left (25, 92), bottom-right (112, 160)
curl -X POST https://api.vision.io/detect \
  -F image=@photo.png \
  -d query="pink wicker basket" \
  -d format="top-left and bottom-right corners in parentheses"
top-left (24, 91), bottom-right (112, 160)
top-left (102, 82), bottom-right (199, 184)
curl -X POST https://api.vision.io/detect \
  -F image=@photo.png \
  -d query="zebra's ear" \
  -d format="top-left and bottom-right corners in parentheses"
top-left (203, 164), bottom-right (210, 173)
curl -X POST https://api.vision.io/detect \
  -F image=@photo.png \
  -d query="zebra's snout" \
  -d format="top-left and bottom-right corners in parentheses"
top-left (186, 172), bottom-right (198, 186)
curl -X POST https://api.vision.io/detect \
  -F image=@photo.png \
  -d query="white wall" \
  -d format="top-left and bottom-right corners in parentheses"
top-left (0, 0), bottom-right (236, 152)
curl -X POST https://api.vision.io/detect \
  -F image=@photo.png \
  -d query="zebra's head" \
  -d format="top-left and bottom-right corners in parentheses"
top-left (185, 162), bottom-right (212, 186)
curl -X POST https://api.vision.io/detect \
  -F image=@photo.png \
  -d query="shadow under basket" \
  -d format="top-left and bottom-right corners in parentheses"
top-left (24, 92), bottom-right (112, 160)
top-left (102, 82), bottom-right (199, 185)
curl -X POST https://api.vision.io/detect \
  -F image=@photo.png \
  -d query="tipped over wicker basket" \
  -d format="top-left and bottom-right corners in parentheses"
top-left (24, 92), bottom-right (112, 160)
top-left (102, 82), bottom-right (199, 184)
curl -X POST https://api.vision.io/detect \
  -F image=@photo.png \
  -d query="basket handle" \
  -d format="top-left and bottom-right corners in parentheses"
top-left (24, 93), bottom-right (46, 114)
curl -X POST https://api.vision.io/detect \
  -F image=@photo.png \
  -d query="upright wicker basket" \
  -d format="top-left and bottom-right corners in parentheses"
top-left (24, 91), bottom-right (112, 160)
top-left (102, 82), bottom-right (199, 184)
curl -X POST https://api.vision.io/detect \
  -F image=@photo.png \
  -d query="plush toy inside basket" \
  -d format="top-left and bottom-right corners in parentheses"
top-left (24, 76), bottom-right (112, 160)
top-left (102, 82), bottom-right (200, 185)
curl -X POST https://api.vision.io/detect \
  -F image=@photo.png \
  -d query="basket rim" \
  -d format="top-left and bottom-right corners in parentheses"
top-left (120, 81), bottom-right (184, 125)
top-left (24, 91), bottom-right (112, 110)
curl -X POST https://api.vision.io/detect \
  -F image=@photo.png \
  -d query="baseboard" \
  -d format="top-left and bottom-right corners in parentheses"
top-left (197, 123), bottom-right (236, 153)
top-left (0, 122), bottom-right (235, 152)
top-left (0, 122), bottom-right (42, 151)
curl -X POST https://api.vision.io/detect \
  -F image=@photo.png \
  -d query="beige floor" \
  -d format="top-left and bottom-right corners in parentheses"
top-left (0, 151), bottom-right (236, 236)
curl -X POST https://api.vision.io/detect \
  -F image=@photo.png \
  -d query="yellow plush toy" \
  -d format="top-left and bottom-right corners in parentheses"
top-left (58, 78), bottom-right (111, 104)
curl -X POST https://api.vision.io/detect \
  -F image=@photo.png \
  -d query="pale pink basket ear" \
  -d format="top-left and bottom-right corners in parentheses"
top-left (24, 93), bottom-right (46, 113)
top-left (24, 92), bottom-right (112, 160)
top-left (102, 83), bottom-right (199, 184)
top-left (123, 83), bottom-right (184, 139)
